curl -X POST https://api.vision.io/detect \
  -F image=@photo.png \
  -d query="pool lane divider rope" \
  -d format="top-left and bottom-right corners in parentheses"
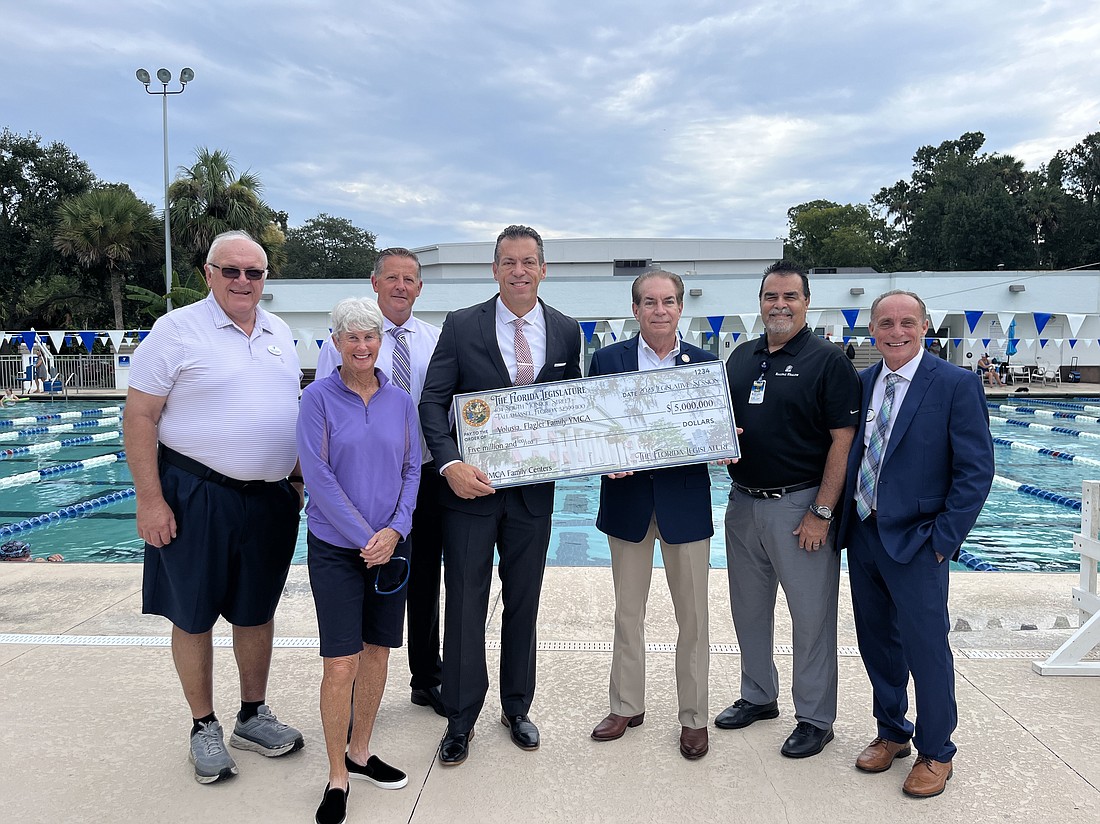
top-left (988, 403), bottom-right (1100, 425)
top-left (0, 485), bottom-right (136, 539)
top-left (1016, 399), bottom-right (1100, 414)
top-left (0, 406), bottom-right (122, 429)
top-left (989, 415), bottom-right (1100, 442)
top-left (991, 436), bottom-right (1100, 468)
top-left (0, 416), bottom-right (121, 443)
top-left (0, 430), bottom-right (121, 460)
top-left (0, 451), bottom-right (127, 490)
top-left (991, 473), bottom-right (1081, 511)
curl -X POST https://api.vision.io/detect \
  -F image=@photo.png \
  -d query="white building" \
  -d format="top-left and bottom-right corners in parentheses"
top-left (250, 237), bottom-right (1100, 381)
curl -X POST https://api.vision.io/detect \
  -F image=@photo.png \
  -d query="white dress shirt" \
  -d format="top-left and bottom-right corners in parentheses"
top-left (864, 348), bottom-right (924, 508)
top-left (495, 298), bottom-right (547, 383)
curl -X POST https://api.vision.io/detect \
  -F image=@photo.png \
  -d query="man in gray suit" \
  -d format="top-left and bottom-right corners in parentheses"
top-left (419, 225), bottom-right (582, 767)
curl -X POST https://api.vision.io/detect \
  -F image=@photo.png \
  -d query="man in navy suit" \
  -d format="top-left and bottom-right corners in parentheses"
top-left (838, 290), bottom-right (993, 798)
top-left (587, 271), bottom-right (716, 760)
top-left (419, 225), bottom-right (582, 766)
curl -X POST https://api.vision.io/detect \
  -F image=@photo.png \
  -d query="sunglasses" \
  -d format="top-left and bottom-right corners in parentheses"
top-left (209, 263), bottom-right (266, 281)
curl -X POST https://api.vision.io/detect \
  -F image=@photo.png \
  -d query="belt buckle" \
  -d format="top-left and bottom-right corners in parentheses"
top-left (764, 490), bottom-right (782, 499)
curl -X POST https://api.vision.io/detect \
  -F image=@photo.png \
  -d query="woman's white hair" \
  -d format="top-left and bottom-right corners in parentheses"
top-left (331, 297), bottom-right (384, 338)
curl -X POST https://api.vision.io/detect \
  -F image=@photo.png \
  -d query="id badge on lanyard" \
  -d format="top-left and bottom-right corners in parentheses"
top-left (749, 357), bottom-right (769, 404)
top-left (749, 378), bottom-right (766, 404)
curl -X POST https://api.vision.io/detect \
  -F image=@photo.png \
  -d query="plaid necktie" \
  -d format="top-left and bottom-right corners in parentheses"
top-left (390, 327), bottom-right (412, 394)
top-left (855, 373), bottom-right (902, 520)
top-left (512, 319), bottom-right (535, 385)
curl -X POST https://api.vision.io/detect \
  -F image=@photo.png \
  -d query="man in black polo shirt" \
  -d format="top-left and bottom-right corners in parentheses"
top-left (714, 260), bottom-right (860, 759)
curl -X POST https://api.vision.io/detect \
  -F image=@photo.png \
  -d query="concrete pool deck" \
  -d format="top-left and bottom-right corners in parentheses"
top-left (1, 564), bottom-right (1098, 823)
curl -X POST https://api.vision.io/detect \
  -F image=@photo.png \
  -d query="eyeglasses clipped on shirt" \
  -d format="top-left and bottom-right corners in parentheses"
top-left (209, 263), bottom-right (267, 281)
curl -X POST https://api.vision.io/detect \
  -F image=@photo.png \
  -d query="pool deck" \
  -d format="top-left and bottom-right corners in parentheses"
top-left (1, 564), bottom-right (1098, 823)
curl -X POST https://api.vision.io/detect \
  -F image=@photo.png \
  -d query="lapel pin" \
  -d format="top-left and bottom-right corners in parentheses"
top-left (268, 345), bottom-right (282, 356)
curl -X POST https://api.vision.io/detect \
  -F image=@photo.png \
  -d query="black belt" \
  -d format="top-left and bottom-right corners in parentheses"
top-left (159, 444), bottom-right (284, 491)
top-left (733, 480), bottom-right (818, 499)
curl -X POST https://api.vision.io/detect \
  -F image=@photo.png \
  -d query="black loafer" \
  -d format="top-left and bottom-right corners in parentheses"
top-left (714, 699), bottom-right (780, 730)
top-left (411, 686), bottom-right (446, 717)
top-left (500, 712), bottom-right (540, 751)
top-left (780, 722), bottom-right (834, 758)
top-left (315, 783), bottom-right (348, 824)
top-left (439, 728), bottom-right (473, 766)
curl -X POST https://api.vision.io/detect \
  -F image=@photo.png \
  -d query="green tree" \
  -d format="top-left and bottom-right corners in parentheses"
top-left (169, 148), bottom-right (280, 275)
top-left (784, 200), bottom-right (897, 271)
top-left (0, 128), bottom-right (95, 327)
top-left (884, 132), bottom-right (1034, 270)
top-left (282, 213), bottom-right (378, 278)
top-left (54, 184), bottom-right (163, 329)
top-left (1060, 132), bottom-right (1100, 207)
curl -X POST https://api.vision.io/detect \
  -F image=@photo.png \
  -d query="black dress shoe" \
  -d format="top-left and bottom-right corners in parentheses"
top-left (439, 728), bottom-right (473, 766)
top-left (411, 686), bottom-right (446, 717)
top-left (500, 712), bottom-right (540, 751)
top-left (780, 721), bottom-right (834, 758)
top-left (714, 698), bottom-right (780, 730)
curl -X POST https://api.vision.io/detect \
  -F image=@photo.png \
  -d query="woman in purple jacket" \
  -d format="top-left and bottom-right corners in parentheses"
top-left (297, 297), bottom-right (421, 824)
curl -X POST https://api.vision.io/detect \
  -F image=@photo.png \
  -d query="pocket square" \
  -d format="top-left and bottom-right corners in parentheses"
top-left (554, 362), bottom-right (566, 367)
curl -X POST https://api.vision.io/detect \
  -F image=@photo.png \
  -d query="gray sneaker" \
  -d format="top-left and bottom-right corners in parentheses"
top-left (230, 704), bottom-right (304, 757)
top-left (189, 720), bottom-right (239, 784)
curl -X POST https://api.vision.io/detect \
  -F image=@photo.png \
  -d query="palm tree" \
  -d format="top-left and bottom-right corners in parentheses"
top-left (54, 185), bottom-right (162, 329)
top-left (169, 148), bottom-right (277, 273)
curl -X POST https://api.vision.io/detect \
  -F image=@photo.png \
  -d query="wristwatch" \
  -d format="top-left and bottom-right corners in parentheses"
top-left (809, 503), bottom-right (833, 521)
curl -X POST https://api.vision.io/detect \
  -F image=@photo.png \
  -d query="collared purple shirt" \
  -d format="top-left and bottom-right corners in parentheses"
top-left (297, 369), bottom-right (421, 549)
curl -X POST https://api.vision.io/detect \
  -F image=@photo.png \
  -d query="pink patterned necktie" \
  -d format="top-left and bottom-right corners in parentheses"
top-left (512, 318), bottom-right (535, 385)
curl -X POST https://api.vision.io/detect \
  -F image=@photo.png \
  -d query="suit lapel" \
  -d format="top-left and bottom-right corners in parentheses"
top-left (882, 356), bottom-right (935, 465)
top-left (621, 337), bottom-right (640, 372)
top-left (480, 297), bottom-right (512, 386)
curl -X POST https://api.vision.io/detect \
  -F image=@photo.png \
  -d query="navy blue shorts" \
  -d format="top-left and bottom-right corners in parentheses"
top-left (307, 531), bottom-right (409, 657)
top-left (142, 458), bottom-right (299, 634)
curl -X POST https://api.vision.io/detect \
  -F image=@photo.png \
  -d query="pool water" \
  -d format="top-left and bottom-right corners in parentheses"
top-left (0, 399), bottom-right (1095, 571)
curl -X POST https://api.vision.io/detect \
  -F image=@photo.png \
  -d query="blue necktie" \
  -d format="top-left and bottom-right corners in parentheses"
top-left (855, 373), bottom-right (901, 520)
top-left (390, 327), bottom-right (412, 394)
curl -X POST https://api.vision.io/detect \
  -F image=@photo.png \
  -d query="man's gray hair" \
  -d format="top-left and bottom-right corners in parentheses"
top-left (870, 289), bottom-right (929, 324)
top-left (373, 247), bottom-right (421, 280)
top-left (206, 230), bottom-right (267, 267)
top-left (631, 270), bottom-right (684, 305)
top-left (331, 297), bottom-right (384, 338)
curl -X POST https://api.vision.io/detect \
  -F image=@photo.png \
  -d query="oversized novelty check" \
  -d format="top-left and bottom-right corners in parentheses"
top-left (454, 361), bottom-right (739, 488)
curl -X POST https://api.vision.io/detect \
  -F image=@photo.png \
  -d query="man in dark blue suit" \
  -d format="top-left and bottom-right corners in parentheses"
top-left (419, 225), bottom-right (582, 766)
top-left (587, 271), bottom-right (716, 760)
top-left (837, 290), bottom-right (993, 798)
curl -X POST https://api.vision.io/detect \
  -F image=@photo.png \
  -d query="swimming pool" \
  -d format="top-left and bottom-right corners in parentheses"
top-left (0, 398), bottom-right (1094, 570)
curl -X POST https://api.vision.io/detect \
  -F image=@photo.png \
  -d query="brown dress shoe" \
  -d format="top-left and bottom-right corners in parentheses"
top-left (855, 737), bottom-right (912, 773)
top-left (902, 755), bottom-right (953, 797)
top-left (679, 726), bottom-right (709, 760)
top-left (591, 712), bottom-right (645, 741)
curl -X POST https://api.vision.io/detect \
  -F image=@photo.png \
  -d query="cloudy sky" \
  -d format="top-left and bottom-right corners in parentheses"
top-left (3, 1), bottom-right (1099, 249)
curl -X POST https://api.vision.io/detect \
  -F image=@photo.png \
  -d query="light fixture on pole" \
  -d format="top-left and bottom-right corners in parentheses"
top-left (135, 67), bottom-right (194, 312)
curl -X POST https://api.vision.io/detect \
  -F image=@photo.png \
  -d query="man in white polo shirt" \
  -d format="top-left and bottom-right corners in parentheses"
top-left (125, 230), bottom-right (305, 785)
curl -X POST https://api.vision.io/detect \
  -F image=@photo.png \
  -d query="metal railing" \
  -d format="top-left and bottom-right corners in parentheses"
top-left (0, 355), bottom-right (117, 392)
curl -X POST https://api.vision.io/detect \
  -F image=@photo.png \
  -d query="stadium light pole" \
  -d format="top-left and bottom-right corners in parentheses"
top-left (135, 67), bottom-right (194, 312)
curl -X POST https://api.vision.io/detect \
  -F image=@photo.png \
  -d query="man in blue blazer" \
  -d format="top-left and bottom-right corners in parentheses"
top-left (587, 271), bottom-right (715, 760)
top-left (419, 226), bottom-right (582, 766)
top-left (837, 290), bottom-right (993, 798)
